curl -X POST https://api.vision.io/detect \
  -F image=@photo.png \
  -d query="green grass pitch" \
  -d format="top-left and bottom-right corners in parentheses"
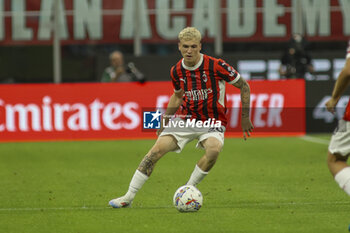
top-left (0, 135), bottom-right (349, 233)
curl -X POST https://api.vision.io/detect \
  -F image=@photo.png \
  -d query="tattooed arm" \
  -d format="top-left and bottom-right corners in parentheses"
top-left (233, 77), bottom-right (254, 140)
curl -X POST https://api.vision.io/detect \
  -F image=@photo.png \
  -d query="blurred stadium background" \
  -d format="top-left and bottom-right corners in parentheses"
top-left (0, 0), bottom-right (348, 83)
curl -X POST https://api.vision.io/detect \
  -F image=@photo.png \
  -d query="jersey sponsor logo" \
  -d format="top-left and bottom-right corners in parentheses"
top-left (184, 88), bottom-right (213, 101)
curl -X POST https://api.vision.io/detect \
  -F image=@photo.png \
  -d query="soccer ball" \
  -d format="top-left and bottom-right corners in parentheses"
top-left (173, 185), bottom-right (203, 212)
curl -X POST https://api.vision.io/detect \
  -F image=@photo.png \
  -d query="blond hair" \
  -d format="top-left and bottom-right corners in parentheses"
top-left (178, 27), bottom-right (201, 42)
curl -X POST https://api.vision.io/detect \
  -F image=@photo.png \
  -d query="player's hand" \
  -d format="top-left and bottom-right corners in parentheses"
top-left (325, 97), bottom-right (338, 114)
top-left (241, 117), bottom-right (254, 140)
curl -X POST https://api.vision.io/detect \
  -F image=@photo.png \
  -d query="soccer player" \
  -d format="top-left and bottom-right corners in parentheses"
top-left (109, 27), bottom-right (254, 208)
top-left (325, 39), bottom-right (350, 195)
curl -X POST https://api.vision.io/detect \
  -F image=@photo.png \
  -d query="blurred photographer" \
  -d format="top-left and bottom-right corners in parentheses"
top-left (101, 51), bottom-right (146, 83)
top-left (279, 33), bottom-right (314, 79)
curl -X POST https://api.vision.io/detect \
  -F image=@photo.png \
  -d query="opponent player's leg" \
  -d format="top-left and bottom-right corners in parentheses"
top-left (327, 151), bottom-right (350, 195)
top-left (187, 137), bottom-right (223, 186)
top-left (327, 152), bottom-right (349, 176)
top-left (109, 135), bottom-right (179, 208)
top-left (327, 119), bottom-right (350, 195)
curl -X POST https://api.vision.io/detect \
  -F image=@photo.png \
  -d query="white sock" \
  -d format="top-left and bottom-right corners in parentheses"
top-left (334, 167), bottom-right (350, 196)
top-left (186, 165), bottom-right (209, 186)
top-left (124, 170), bottom-right (149, 201)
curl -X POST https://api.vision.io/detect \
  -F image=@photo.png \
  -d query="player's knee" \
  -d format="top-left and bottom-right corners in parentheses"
top-left (204, 137), bottom-right (222, 150)
top-left (205, 145), bottom-right (222, 162)
top-left (206, 141), bottom-right (222, 155)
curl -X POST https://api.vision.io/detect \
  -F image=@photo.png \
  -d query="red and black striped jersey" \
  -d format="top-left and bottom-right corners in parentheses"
top-left (170, 54), bottom-right (240, 127)
top-left (344, 40), bottom-right (350, 121)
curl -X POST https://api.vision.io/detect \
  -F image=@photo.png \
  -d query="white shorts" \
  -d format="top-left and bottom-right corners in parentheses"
top-left (328, 119), bottom-right (350, 157)
top-left (159, 118), bottom-right (225, 153)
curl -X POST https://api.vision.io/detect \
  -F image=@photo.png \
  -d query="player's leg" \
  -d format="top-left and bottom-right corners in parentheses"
top-left (327, 152), bottom-right (349, 175)
top-left (327, 151), bottom-right (350, 195)
top-left (109, 135), bottom-right (179, 208)
top-left (187, 136), bottom-right (223, 186)
top-left (327, 119), bottom-right (350, 195)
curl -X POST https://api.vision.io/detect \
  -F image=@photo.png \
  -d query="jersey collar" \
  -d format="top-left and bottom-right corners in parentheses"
top-left (181, 54), bottom-right (203, 71)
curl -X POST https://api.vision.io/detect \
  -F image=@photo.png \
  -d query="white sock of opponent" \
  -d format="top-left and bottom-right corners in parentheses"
top-left (334, 167), bottom-right (350, 196)
top-left (186, 165), bottom-right (209, 186)
top-left (124, 170), bottom-right (149, 201)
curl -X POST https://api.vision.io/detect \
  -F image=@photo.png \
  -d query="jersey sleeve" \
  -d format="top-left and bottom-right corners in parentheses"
top-left (170, 66), bottom-right (182, 93)
top-left (216, 59), bottom-right (241, 84)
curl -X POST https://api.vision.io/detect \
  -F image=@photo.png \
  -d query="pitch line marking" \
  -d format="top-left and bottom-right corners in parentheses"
top-left (299, 135), bottom-right (329, 145)
top-left (0, 206), bottom-right (110, 211)
top-left (0, 201), bottom-right (349, 212)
